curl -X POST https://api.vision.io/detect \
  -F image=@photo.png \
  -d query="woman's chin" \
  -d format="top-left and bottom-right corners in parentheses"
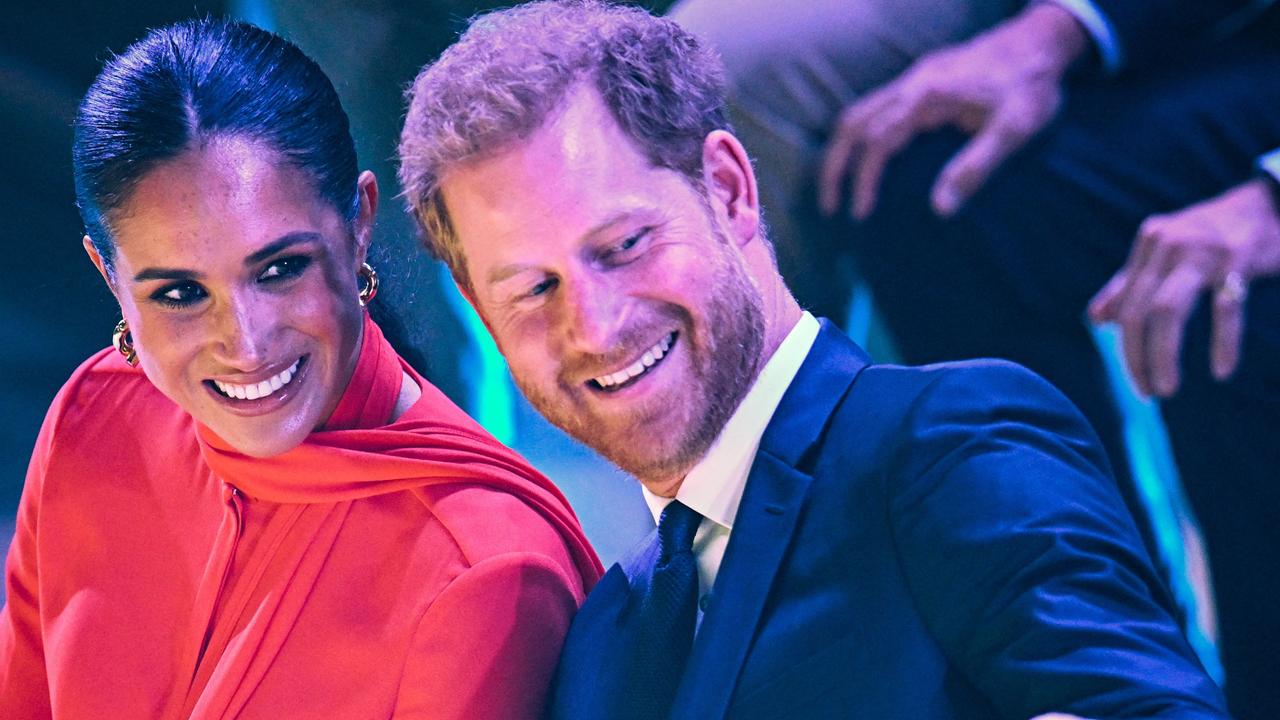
top-left (199, 405), bottom-right (315, 458)
top-left (215, 422), bottom-right (310, 458)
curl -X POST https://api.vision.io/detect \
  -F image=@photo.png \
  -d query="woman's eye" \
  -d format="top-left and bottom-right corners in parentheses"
top-left (151, 283), bottom-right (207, 308)
top-left (259, 255), bottom-right (312, 282)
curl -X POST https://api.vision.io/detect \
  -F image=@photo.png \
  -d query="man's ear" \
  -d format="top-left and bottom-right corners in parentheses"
top-left (82, 235), bottom-right (120, 302)
top-left (353, 170), bottom-right (380, 265)
top-left (701, 129), bottom-right (761, 247)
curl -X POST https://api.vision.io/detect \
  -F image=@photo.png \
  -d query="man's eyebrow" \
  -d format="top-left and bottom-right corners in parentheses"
top-left (485, 210), bottom-right (641, 287)
top-left (580, 209), bottom-right (639, 241)
top-left (487, 263), bottom-right (535, 286)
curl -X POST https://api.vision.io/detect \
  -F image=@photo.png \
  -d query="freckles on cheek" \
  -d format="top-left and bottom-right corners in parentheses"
top-left (317, 253), bottom-right (359, 304)
top-left (134, 312), bottom-right (192, 356)
top-left (297, 268), bottom-right (358, 322)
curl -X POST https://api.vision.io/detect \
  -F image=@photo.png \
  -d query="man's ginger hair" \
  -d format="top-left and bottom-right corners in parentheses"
top-left (397, 0), bottom-right (730, 290)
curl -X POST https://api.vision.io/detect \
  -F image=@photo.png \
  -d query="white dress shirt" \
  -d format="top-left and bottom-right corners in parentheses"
top-left (642, 312), bottom-right (821, 624)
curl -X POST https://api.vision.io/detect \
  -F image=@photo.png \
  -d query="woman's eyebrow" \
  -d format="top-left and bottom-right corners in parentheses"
top-left (244, 232), bottom-right (323, 265)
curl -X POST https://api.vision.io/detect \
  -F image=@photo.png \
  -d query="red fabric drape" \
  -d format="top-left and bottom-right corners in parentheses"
top-left (181, 314), bottom-right (603, 718)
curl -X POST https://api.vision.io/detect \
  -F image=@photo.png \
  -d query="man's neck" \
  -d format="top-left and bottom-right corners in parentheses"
top-left (761, 290), bottom-right (804, 369)
top-left (643, 475), bottom-right (684, 499)
top-left (639, 297), bottom-right (805, 500)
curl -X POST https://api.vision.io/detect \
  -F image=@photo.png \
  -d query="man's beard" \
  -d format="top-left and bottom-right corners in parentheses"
top-left (512, 235), bottom-right (766, 485)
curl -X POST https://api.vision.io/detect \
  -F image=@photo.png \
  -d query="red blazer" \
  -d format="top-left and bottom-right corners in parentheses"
top-left (0, 315), bottom-right (601, 719)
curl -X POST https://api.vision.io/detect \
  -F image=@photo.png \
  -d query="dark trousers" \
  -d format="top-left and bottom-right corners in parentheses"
top-left (850, 32), bottom-right (1280, 720)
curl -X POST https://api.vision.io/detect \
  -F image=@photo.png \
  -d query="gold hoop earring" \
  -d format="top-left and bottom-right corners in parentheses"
top-left (113, 319), bottom-right (138, 367)
top-left (358, 263), bottom-right (379, 307)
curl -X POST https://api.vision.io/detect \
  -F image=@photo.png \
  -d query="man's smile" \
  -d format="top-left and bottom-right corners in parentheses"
top-left (587, 331), bottom-right (677, 393)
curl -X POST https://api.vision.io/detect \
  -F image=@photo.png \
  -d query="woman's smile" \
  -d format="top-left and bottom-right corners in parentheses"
top-left (203, 355), bottom-right (310, 416)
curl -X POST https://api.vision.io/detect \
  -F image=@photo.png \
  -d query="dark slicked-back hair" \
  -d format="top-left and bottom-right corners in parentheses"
top-left (73, 18), bottom-right (360, 274)
top-left (398, 0), bottom-right (731, 290)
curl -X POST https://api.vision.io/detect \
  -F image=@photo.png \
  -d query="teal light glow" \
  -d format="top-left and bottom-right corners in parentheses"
top-left (439, 264), bottom-right (517, 445)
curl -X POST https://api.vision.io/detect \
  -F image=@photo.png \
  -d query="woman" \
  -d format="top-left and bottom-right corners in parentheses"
top-left (0, 18), bottom-right (601, 719)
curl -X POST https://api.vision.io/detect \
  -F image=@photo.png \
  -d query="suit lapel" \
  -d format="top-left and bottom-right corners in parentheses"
top-left (671, 320), bottom-right (872, 719)
top-left (672, 452), bottom-right (812, 719)
top-left (549, 541), bottom-right (655, 719)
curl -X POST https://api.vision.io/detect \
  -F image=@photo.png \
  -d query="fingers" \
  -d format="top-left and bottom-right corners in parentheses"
top-left (930, 101), bottom-right (1045, 217)
top-left (1143, 264), bottom-right (1201, 396)
top-left (819, 93), bottom-right (891, 216)
top-left (1210, 272), bottom-right (1247, 380)
top-left (1115, 238), bottom-right (1173, 396)
top-left (1094, 213), bottom-right (1245, 396)
top-left (1090, 217), bottom-right (1165, 324)
top-left (820, 71), bottom-right (943, 220)
top-left (1087, 270), bottom-right (1128, 323)
top-left (852, 114), bottom-right (918, 219)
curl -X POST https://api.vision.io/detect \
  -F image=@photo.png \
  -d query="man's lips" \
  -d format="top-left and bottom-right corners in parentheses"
top-left (586, 332), bottom-right (676, 393)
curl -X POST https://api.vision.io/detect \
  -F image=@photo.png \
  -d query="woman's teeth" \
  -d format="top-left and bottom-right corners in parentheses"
top-left (592, 333), bottom-right (674, 389)
top-left (213, 358), bottom-right (300, 401)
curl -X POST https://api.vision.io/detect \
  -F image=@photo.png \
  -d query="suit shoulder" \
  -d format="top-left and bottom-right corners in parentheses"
top-left (861, 356), bottom-right (1059, 394)
top-left (850, 358), bottom-right (1079, 424)
top-left (819, 357), bottom-right (1105, 483)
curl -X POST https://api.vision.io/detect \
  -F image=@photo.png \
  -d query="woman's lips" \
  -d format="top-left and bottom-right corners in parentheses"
top-left (203, 355), bottom-right (309, 416)
top-left (211, 358), bottom-right (301, 400)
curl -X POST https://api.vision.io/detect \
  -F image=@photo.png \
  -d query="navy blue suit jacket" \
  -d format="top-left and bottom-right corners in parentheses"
top-left (549, 321), bottom-right (1228, 719)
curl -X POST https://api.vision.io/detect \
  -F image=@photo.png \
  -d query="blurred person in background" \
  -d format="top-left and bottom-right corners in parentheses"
top-left (813, 2), bottom-right (1280, 717)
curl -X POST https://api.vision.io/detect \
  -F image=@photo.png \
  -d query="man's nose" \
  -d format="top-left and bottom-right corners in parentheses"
top-left (560, 272), bottom-right (627, 355)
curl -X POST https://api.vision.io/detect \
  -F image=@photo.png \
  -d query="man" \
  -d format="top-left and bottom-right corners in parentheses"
top-left (397, 2), bottom-right (1229, 718)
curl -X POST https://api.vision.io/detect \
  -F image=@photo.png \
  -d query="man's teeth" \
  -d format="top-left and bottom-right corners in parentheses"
top-left (213, 359), bottom-right (300, 401)
top-left (593, 334), bottom-right (674, 389)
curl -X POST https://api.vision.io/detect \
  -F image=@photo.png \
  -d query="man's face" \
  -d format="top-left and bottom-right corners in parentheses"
top-left (441, 87), bottom-right (765, 490)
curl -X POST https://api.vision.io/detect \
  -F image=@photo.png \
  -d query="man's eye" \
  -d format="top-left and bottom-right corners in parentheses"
top-left (527, 277), bottom-right (559, 298)
top-left (151, 283), bottom-right (207, 308)
top-left (605, 228), bottom-right (650, 261)
top-left (259, 256), bottom-right (312, 282)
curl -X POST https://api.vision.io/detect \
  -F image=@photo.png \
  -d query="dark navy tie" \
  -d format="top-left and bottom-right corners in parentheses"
top-left (619, 500), bottom-right (702, 720)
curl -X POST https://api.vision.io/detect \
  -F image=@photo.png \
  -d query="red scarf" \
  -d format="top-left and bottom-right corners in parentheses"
top-left (185, 314), bottom-right (602, 719)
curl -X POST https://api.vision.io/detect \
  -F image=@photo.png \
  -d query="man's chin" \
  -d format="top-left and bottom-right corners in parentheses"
top-left (523, 387), bottom-right (717, 481)
top-left (590, 430), bottom-right (711, 485)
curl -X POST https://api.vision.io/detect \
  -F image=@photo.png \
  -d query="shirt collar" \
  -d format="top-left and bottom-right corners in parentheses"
top-left (643, 312), bottom-right (821, 530)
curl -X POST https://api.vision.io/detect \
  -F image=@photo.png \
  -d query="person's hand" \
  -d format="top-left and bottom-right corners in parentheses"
top-left (1089, 178), bottom-right (1280, 396)
top-left (818, 3), bottom-right (1087, 220)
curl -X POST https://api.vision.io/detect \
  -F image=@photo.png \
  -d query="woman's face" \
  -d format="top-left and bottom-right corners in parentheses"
top-left (87, 136), bottom-right (378, 457)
